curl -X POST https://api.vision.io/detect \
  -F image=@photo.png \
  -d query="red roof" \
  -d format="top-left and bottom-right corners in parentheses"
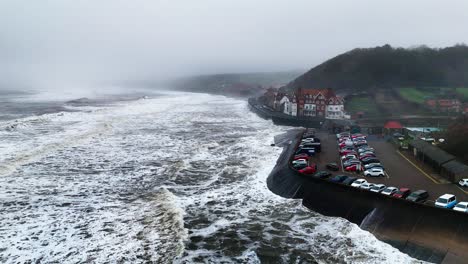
top-left (384, 121), bottom-right (403, 129)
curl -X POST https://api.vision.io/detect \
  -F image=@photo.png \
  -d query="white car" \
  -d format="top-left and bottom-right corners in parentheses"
top-left (453, 202), bottom-right (468, 213)
top-left (358, 147), bottom-right (374, 153)
top-left (351, 179), bottom-right (367, 188)
top-left (459, 179), bottom-right (468, 187)
top-left (381, 187), bottom-right (398, 195)
top-left (435, 194), bottom-right (457, 209)
top-left (292, 159), bottom-right (308, 166)
top-left (341, 154), bottom-right (357, 160)
top-left (359, 182), bottom-right (375, 190)
top-left (370, 184), bottom-right (386, 193)
top-left (364, 168), bottom-right (385, 177)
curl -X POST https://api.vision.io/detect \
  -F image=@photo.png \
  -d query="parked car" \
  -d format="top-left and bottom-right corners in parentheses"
top-left (293, 154), bottom-right (309, 160)
top-left (341, 149), bottom-right (358, 156)
top-left (292, 163), bottom-right (308, 170)
top-left (361, 158), bottom-right (380, 165)
top-left (393, 132), bottom-right (404, 138)
top-left (326, 163), bottom-right (340, 171)
top-left (435, 194), bottom-right (457, 209)
top-left (406, 190), bottom-right (429, 203)
top-left (341, 154), bottom-right (357, 160)
top-left (344, 164), bottom-right (361, 172)
top-left (359, 182), bottom-right (375, 190)
top-left (296, 147), bottom-right (315, 156)
top-left (359, 153), bottom-right (376, 160)
top-left (453, 202), bottom-right (468, 213)
top-left (353, 140), bottom-right (367, 146)
top-left (351, 179), bottom-right (367, 188)
top-left (364, 163), bottom-right (383, 170)
top-left (342, 176), bottom-right (358, 185)
top-left (343, 159), bottom-right (361, 168)
top-left (292, 159), bottom-right (307, 166)
top-left (330, 175), bottom-right (349, 183)
top-left (359, 151), bottom-right (375, 156)
top-left (381, 187), bottom-right (398, 196)
top-left (364, 168), bottom-right (385, 177)
top-left (298, 166), bottom-right (317, 175)
top-left (370, 184), bottom-right (386, 193)
top-left (459, 179), bottom-right (468, 187)
top-left (351, 134), bottom-right (366, 139)
top-left (392, 188), bottom-right (411, 199)
top-left (314, 171), bottom-right (332, 179)
top-left (336, 132), bottom-right (350, 139)
top-left (358, 147), bottom-right (374, 153)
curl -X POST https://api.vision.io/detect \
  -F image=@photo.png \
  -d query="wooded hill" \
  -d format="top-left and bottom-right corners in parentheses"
top-left (286, 44), bottom-right (468, 92)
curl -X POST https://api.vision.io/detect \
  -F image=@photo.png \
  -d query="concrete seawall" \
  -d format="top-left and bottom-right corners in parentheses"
top-left (267, 129), bottom-right (468, 264)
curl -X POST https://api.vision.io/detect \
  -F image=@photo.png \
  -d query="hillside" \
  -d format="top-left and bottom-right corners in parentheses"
top-left (287, 44), bottom-right (468, 92)
top-left (171, 71), bottom-right (302, 97)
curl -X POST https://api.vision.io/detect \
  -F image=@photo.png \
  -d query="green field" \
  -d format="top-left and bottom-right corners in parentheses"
top-left (398, 87), bottom-right (468, 104)
top-left (345, 96), bottom-right (380, 115)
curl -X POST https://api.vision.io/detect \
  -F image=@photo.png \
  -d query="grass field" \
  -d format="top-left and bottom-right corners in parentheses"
top-left (398, 87), bottom-right (468, 104)
top-left (345, 96), bottom-right (381, 115)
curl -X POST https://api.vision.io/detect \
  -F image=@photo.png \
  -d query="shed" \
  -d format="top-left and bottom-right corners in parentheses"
top-left (408, 139), bottom-right (456, 175)
top-left (441, 160), bottom-right (468, 182)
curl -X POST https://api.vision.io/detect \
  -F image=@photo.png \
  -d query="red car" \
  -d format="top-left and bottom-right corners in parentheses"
top-left (345, 164), bottom-right (361, 172)
top-left (299, 164), bottom-right (318, 175)
top-left (341, 150), bottom-right (357, 156)
top-left (293, 154), bottom-right (309, 160)
top-left (392, 188), bottom-right (411, 198)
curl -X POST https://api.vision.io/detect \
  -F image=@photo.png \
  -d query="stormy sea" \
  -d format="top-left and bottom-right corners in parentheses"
top-left (0, 90), bottom-right (421, 263)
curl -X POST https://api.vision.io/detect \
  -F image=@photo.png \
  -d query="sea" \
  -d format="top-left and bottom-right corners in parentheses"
top-left (0, 89), bottom-right (422, 263)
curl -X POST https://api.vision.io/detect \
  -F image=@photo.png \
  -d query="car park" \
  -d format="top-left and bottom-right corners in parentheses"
top-left (360, 182), bottom-right (375, 190)
top-left (406, 190), bottom-right (429, 203)
top-left (345, 164), bottom-right (361, 172)
top-left (381, 187), bottom-right (398, 196)
top-left (330, 175), bottom-right (349, 183)
top-left (298, 165), bottom-right (317, 175)
top-left (370, 184), bottom-right (386, 193)
top-left (314, 171), bottom-right (332, 179)
top-left (435, 194), bottom-right (457, 209)
top-left (336, 132), bottom-right (350, 139)
top-left (459, 179), bottom-right (468, 187)
top-left (354, 140), bottom-right (367, 146)
top-left (351, 179), bottom-right (367, 187)
top-left (453, 202), bottom-right (468, 213)
top-left (392, 188), bottom-right (411, 199)
top-left (326, 163), bottom-right (340, 171)
top-left (364, 168), bottom-right (385, 177)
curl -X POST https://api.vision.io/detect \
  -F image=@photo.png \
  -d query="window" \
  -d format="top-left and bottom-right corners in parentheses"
top-left (436, 198), bottom-right (448, 203)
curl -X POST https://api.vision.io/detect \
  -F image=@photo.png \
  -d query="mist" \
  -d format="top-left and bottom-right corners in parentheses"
top-left (1, 0), bottom-right (468, 92)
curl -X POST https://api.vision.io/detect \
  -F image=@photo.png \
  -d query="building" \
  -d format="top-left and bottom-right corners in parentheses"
top-left (276, 88), bottom-right (348, 119)
top-left (425, 99), bottom-right (461, 112)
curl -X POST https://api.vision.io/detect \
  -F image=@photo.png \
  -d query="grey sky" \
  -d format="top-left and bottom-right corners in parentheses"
top-left (1, 0), bottom-right (468, 89)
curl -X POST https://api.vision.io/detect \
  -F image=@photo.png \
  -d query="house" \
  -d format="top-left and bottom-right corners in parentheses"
top-left (276, 88), bottom-right (347, 119)
top-left (425, 99), bottom-right (461, 112)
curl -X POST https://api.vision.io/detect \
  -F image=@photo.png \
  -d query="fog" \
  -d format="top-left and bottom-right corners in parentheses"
top-left (1, 0), bottom-right (468, 91)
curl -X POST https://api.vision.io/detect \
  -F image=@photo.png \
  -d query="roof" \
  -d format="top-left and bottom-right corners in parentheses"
top-left (296, 88), bottom-right (336, 99)
top-left (409, 139), bottom-right (456, 165)
top-left (441, 160), bottom-right (468, 176)
top-left (438, 194), bottom-right (455, 199)
top-left (384, 121), bottom-right (403, 129)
